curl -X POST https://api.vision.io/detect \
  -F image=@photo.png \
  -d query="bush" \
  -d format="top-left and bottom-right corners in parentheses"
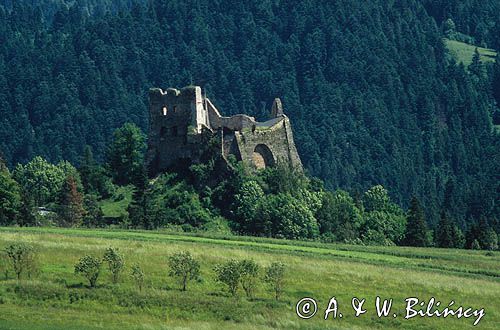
top-left (239, 259), bottom-right (259, 299)
top-left (103, 247), bottom-right (124, 284)
top-left (167, 251), bottom-right (200, 291)
top-left (472, 239), bottom-right (481, 250)
top-left (0, 253), bottom-right (8, 279)
top-left (264, 262), bottom-right (285, 301)
top-left (74, 255), bottom-right (102, 288)
top-left (214, 259), bottom-right (241, 296)
top-left (131, 264), bottom-right (145, 292)
top-left (3, 243), bottom-right (37, 280)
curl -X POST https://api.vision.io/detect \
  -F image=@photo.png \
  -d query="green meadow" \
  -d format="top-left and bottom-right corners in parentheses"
top-left (0, 227), bottom-right (498, 329)
top-left (444, 38), bottom-right (497, 66)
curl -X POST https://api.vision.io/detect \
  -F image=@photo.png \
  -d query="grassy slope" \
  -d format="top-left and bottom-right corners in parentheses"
top-left (98, 186), bottom-right (133, 219)
top-left (0, 227), bottom-right (498, 330)
top-left (444, 38), bottom-right (497, 66)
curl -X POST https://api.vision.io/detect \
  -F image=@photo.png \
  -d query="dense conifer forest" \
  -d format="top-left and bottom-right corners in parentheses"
top-left (0, 0), bottom-right (498, 230)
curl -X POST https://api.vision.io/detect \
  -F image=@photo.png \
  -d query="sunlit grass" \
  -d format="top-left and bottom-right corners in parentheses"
top-left (0, 227), bottom-right (498, 329)
top-left (444, 38), bottom-right (497, 66)
top-left (98, 185), bottom-right (134, 218)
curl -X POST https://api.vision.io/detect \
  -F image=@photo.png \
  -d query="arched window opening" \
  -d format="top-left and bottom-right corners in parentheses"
top-left (162, 106), bottom-right (168, 116)
top-left (252, 144), bottom-right (275, 169)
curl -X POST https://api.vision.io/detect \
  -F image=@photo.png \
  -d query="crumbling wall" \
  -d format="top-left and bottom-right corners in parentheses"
top-left (147, 85), bottom-right (302, 177)
top-left (235, 116), bottom-right (302, 170)
top-left (146, 86), bottom-right (208, 174)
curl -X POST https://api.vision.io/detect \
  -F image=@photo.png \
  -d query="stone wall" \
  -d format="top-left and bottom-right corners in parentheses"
top-left (233, 116), bottom-right (302, 170)
top-left (147, 85), bottom-right (302, 176)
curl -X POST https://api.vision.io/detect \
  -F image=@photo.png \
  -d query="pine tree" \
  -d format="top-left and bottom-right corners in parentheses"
top-left (127, 163), bottom-right (148, 228)
top-left (450, 225), bottom-right (465, 248)
top-left (468, 48), bottom-right (483, 77)
top-left (80, 145), bottom-right (97, 194)
top-left (435, 211), bottom-right (454, 248)
top-left (403, 197), bottom-right (428, 246)
top-left (82, 194), bottom-right (104, 228)
top-left (57, 175), bottom-right (84, 227)
top-left (79, 145), bottom-right (114, 198)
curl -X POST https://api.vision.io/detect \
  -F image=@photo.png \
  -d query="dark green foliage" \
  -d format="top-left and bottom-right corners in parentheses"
top-left (103, 247), bottom-right (124, 284)
top-left (214, 259), bottom-right (241, 296)
top-left (168, 251), bottom-right (200, 291)
top-left (18, 191), bottom-right (36, 227)
top-left (436, 212), bottom-right (454, 248)
top-left (233, 180), bottom-right (264, 233)
top-left (79, 146), bottom-right (114, 198)
top-left (127, 162), bottom-right (149, 228)
top-left (465, 217), bottom-right (498, 250)
top-left (3, 243), bottom-right (37, 280)
top-left (422, 0), bottom-right (500, 48)
top-left (480, 229), bottom-right (498, 251)
top-left (469, 48), bottom-right (483, 77)
top-left (263, 262), bottom-right (285, 301)
top-left (0, 0), bottom-right (496, 228)
top-left (107, 123), bottom-right (146, 186)
top-left (0, 159), bottom-right (21, 225)
top-left (140, 174), bottom-right (212, 230)
top-left (403, 197), bottom-right (429, 247)
top-left (254, 193), bottom-right (319, 240)
top-left (82, 194), bottom-right (104, 228)
top-left (435, 212), bottom-right (464, 248)
top-left (316, 190), bottom-right (363, 242)
top-left (492, 60), bottom-right (500, 115)
top-left (74, 255), bottom-right (102, 288)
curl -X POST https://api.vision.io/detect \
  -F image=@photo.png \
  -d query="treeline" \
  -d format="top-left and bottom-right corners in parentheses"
top-left (1, 123), bottom-right (498, 250)
top-left (0, 0), bottom-right (498, 227)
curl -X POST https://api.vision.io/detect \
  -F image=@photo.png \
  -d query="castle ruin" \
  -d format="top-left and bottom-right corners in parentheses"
top-left (146, 85), bottom-right (302, 176)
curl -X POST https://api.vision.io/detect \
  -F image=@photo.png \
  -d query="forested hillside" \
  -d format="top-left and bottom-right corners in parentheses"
top-left (421, 0), bottom-right (500, 48)
top-left (0, 0), bottom-right (498, 226)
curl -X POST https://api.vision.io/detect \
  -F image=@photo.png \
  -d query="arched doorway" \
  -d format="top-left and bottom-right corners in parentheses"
top-left (252, 144), bottom-right (275, 169)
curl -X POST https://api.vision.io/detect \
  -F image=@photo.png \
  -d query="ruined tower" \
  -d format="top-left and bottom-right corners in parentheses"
top-left (146, 85), bottom-right (302, 176)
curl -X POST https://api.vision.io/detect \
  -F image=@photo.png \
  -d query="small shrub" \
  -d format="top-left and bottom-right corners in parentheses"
top-left (264, 262), bottom-right (285, 301)
top-left (214, 259), bottom-right (241, 296)
top-left (472, 239), bottom-right (481, 250)
top-left (168, 251), bottom-right (200, 291)
top-left (0, 253), bottom-right (9, 279)
top-left (103, 247), bottom-right (124, 284)
top-left (74, 255), bottom-right (102, 288)
top-left (131, 264), bottom-right (145, 292)
top-left (3, 243), bottom-right (37, 280)
top-left (239, 259), bottom-right (259, 299)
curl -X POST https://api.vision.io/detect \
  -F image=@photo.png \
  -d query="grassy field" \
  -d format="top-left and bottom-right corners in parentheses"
top-left (98, 186), bottom-right (133, 219)
top-left (444, 38), bottom-right (497, 66)
top-left (0, 227), bottom-right (498, 329)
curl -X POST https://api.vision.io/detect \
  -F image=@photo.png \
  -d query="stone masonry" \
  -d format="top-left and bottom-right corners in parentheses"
top-left (146, 85), bottom-right (302, 176)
